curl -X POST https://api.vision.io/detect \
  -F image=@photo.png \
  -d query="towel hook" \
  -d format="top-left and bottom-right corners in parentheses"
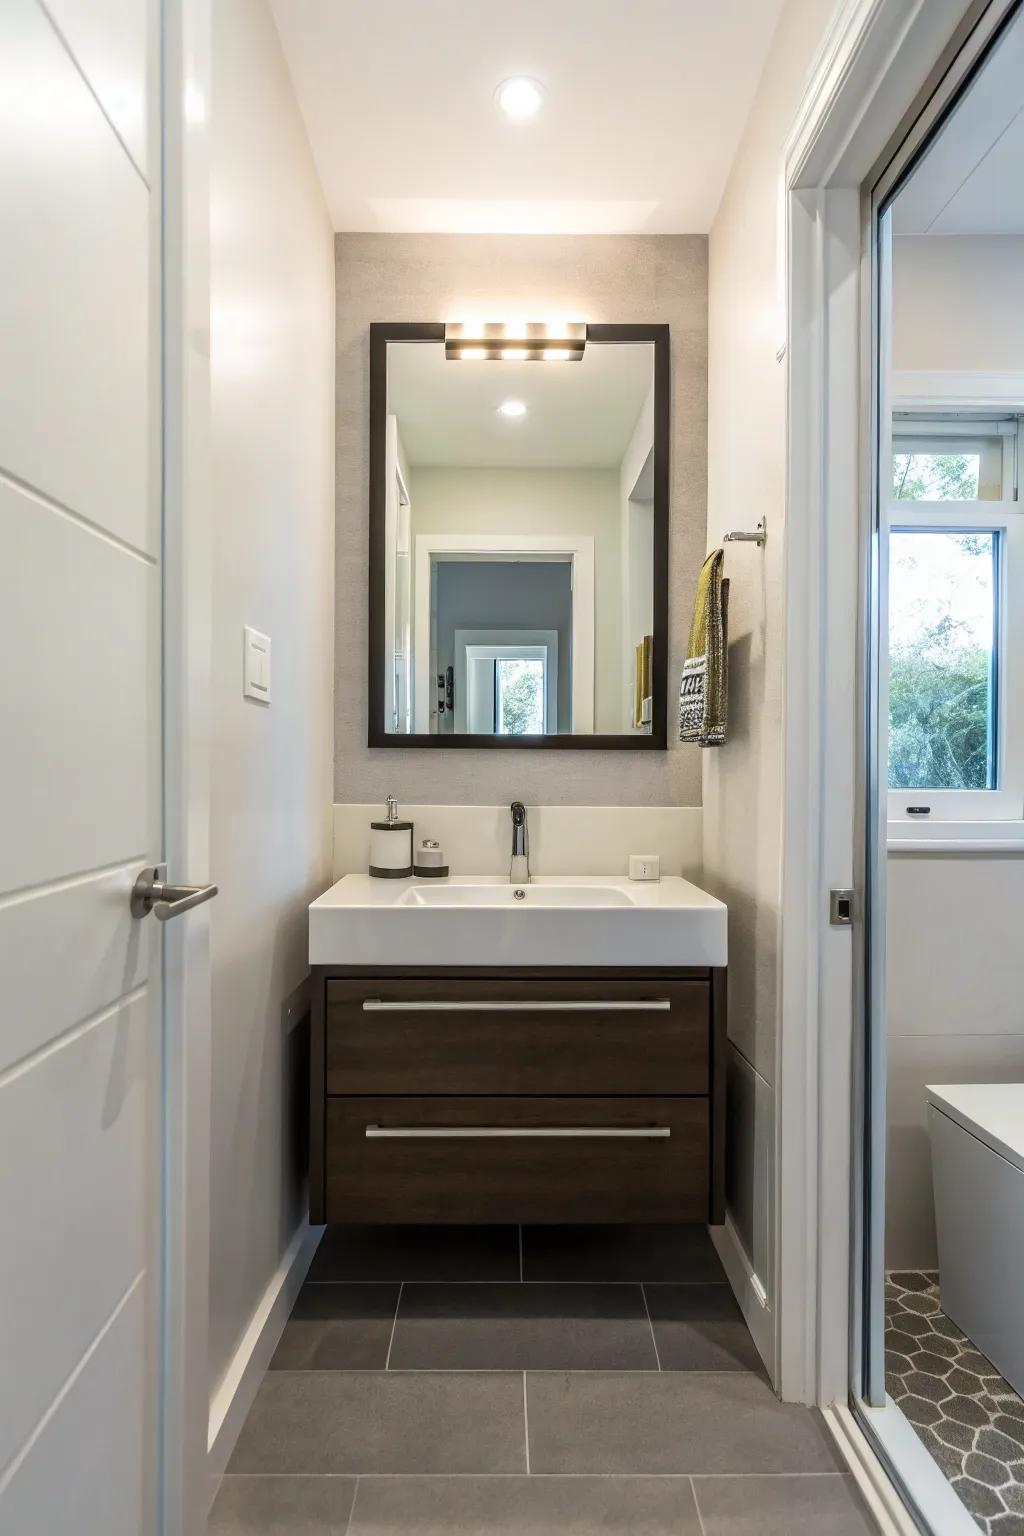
top-left (723, 517), bottom-right (767, 547)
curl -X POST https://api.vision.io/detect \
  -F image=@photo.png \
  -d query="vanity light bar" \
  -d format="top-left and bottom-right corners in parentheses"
top-left (444, 321), bottom-right (586, 361)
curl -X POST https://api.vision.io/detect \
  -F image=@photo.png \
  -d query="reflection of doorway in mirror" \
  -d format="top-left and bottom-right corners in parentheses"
top-left (412, 536), bottom-right (595, 735)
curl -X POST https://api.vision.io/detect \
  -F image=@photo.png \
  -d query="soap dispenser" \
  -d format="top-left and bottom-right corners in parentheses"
top-left (369, 795), bottom-right (413, 878)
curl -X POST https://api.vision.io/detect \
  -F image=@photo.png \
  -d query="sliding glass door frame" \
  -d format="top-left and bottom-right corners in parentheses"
top-left (850, 3), bottom-right (1024, 1527)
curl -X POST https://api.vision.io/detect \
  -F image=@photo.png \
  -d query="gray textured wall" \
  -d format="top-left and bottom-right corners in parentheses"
top-left (335, 233), bottom-right (708, 806)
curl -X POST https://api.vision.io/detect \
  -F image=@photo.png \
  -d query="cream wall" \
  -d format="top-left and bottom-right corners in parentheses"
top-left (893, 235), bottom-right (1024, 373)
top-left (335, 233), bottom-right (707, 805)
top-left (409, 466), bottom-right (622, 732)
top-left (208, 0), bottom-right (335, 1403)
top-left (703, 0), bottom-right (841, 1335)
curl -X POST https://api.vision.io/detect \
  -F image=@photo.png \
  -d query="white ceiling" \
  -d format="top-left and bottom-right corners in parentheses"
top-left (388, 341), bottom-right (653, 468)
top-left (893, 8), bottom-right (1024, 235)
top-left (267, 0), bottom-right (786, 234)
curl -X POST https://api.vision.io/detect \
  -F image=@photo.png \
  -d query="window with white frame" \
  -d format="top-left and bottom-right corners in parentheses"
top-left (887, 415), bottom-right (1022, 828)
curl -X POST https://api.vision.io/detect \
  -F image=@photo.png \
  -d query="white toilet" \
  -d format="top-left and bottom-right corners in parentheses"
top-left (928, 1083), bottom-right (1024, 1399)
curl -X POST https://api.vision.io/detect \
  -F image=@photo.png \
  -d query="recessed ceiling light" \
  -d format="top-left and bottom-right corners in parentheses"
top-left (495, 77), bottom-right (544, 121)
top-left (498, 399), bottom-right (527, 418)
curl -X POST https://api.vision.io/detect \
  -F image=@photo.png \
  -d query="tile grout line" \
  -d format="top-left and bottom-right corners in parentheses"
top-left (641, 1283), bottom-right (663, 1372)
top-left (343, 1476), bottom-right (360, 1536)
top-left (268, 1367), bottom-right (753, 1376)
top-left (305, 1278), bottom-right (731, 1287)
top-left (384, 1282), bottom-right (404, 1371)
top-left (523, 1372), bottom-right (531, 1475)
top-left (219, 1472), bottom-right (854, 1481)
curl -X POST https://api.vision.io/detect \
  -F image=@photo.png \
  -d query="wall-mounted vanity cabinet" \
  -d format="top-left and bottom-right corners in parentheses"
top-left (308, 967), bottom-right (726, 1226)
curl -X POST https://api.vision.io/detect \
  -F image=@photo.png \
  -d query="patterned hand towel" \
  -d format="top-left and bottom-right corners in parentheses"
top-left (679, 549), bottom-right (729, 746)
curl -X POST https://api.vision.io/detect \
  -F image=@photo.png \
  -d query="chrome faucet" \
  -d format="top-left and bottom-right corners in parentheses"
top-left (510, 801), bottom-right (530, 884)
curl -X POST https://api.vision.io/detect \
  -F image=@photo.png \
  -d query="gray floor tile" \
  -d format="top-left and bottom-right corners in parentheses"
top-left (522, 1224), bottom-right (725, 1282)
top-left (208, 1475), bottom-right (356, 1534)
top-left (693, 1474), bottom-right (876, 1534)
top-left (348, 1474), bottom-right (703, 1534)
top-left (307, 1225), bottom-right (520, 1282)
top-left (270, 1283), bottom-right (400, 1370)
top-left (229, 1371), bottom-right (526, 1474)
top-left (645, 1283), bottom-right (764, 1373)
top-left (388, 1283), bottom-right (659, 1372)
top-left (526, 1372), bottom-right (845, 1474)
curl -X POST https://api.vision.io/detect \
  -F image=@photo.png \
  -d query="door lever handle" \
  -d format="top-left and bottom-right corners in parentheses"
top-left (131, 864), bottom-right (218, 921)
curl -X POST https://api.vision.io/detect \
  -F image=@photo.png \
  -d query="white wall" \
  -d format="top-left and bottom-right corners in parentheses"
top-left (702, 0), bottom-right (841, 1360)
top-left (207, 0), bottom-right (334, 1408)
top-left (410, 466), bottom-right (622, 732)
top-left (886, 855), bottom-right (1024, 1270)
top-left (893, 235), bottom-right (1024, 373)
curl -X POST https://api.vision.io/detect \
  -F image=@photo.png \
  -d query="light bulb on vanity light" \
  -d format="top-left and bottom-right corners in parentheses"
top-left (498, 399), bottom-right (527, 418)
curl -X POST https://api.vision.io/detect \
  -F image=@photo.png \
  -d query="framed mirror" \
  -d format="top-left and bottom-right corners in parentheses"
top-left (368, 322), bottom-right (669, 748)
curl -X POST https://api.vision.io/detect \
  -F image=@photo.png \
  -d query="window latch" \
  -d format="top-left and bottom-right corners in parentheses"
top-left (829, 889), bottom-right (855, 926)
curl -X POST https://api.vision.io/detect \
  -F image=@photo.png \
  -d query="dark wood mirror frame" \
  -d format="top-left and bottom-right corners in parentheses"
top-left (367, 321), bottom-right (670, 750)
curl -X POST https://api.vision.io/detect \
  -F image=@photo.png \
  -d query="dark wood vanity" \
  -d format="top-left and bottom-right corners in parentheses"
top-left (309, 967), bottom-right (726, 1226)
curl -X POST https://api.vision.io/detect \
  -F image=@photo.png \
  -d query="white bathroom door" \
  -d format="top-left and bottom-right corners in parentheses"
top-left (0, 1), bottom-right (173, 1530)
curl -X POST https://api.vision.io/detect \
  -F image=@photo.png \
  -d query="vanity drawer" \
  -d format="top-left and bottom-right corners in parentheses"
top-left (325, 978), bottom-right (710, 1096)
top-left (324, 1095), bottom-right (710, 1224)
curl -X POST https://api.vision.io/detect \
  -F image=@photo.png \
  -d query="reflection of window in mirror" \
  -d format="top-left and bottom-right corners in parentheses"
top-left (372, 326), bottom-right (667, 746)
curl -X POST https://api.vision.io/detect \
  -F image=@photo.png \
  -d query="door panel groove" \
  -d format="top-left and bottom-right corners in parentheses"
top-left (0, 467), bottom-right (159, 567)
top-left (0, 1269), bottom-right (144, 1495)
top-left (0, 982), bottom-right (147, 1089)
top-left (0, 855), bottom-right (150, 911)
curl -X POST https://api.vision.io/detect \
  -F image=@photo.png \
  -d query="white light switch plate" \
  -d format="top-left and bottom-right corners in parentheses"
top-left (243, 626), bottom-right (271, 703)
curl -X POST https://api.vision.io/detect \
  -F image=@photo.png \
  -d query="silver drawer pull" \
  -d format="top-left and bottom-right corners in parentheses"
top-left (365, 1125), bottom-right (671, 1140)
top-left (361, 999), bottom-right (671, 1013)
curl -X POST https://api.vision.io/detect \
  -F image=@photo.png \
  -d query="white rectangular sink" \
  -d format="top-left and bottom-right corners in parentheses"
top-left (309, 874), bottom-right (727, 968)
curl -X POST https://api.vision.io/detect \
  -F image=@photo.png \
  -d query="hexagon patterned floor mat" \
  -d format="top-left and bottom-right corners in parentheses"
top-left (885, 1270), bottom-right (1024, 1534)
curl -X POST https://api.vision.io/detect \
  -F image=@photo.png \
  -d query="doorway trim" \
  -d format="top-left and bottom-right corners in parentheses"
top-left (412, 533), bottom-right (595, 735)
top-left (776, 0), bottom-right (1002, 1412)
top-left (160, 1), bottom-right (214, 1532)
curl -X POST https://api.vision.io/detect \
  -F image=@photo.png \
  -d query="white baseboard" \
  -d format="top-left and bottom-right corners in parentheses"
top-left (206, 1221), bottom-right (323, 1505)
top-left (711, 1213), bottom-right (774, 1378)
